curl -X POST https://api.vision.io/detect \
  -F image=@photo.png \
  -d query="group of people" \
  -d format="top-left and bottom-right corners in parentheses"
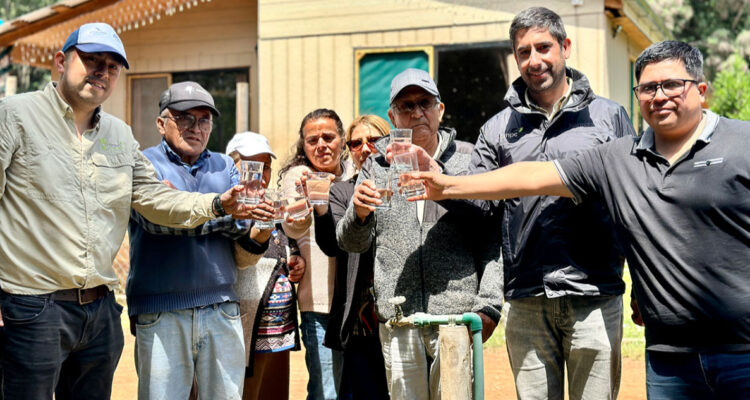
top-left (0, 5), bottom-right (749, 400)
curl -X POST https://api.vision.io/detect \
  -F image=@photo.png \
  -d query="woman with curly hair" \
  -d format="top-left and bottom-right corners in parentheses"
top-left (278, 108), bottom-right (354, 400)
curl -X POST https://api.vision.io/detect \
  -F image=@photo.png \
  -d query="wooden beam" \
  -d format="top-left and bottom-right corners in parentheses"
top-left (0, 0), bottom-right (120, 47)
top-left (605, 0), bottom-right (624, 9)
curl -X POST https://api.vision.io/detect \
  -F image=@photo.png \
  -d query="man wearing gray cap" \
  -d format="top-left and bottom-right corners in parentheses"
top-left (127, 81), bottom-right (262, 399)
top-left (337, 68), bottom-right (503, 400)
top-left (0, 24), bottom-right (253, 400)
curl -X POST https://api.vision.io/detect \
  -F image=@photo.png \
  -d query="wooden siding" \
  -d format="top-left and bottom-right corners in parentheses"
top-left (258, 0), bottom-right (624, 164)
top-left (102, 0), bottom-right (259, 131)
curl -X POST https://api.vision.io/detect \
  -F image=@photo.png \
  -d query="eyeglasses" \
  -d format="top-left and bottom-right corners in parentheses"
top-left (304, 133), bottom-right (339, 146)
top-left (391, 97), bottom-right (439, 114)
top-left (347, 136), bottom-right (384, 151)
top-left (632, 79), bottom-right (699, 100)
top-left (164, 113), bottom-right (213, 132)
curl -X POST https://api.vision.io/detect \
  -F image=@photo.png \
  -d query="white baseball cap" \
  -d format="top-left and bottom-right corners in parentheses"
top-left (225, 132), bottom-right (276, 159)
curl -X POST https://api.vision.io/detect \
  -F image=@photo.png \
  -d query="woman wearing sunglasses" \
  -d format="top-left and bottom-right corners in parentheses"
top-left (312, 114), bottom-right (391, 400)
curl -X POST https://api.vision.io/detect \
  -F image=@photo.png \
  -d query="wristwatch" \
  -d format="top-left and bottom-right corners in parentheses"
top-left (212, 194), bottom-right (227, 217)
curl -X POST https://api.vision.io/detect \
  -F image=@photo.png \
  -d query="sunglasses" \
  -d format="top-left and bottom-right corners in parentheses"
top-left (347, 136), bottom-right (384, 151)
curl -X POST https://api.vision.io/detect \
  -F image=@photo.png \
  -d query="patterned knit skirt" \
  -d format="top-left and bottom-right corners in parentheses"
top-left (255, 274), bottom-right (296, 353)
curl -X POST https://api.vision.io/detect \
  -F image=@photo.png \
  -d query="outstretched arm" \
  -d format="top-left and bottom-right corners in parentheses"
top-left (407, 161), bottom-right (573, 201)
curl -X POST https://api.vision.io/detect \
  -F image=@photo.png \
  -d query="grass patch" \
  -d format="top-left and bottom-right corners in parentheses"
top-left (483, 264), bottom-right (645, 359)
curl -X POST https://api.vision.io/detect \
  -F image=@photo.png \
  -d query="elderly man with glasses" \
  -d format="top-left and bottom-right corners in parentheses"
top-left (337, 68), bottom-right (503, 400)
top-left (126, 81), bottom-right (271, 399)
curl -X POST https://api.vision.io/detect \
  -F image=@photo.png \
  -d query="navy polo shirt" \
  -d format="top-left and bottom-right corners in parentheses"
top-left (555, 110), bottom-right (750, 352)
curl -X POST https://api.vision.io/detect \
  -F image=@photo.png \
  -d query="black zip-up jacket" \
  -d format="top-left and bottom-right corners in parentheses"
top-left (472, 68), bottom-right (634, 299)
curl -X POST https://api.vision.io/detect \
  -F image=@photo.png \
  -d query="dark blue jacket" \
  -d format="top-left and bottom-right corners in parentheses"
top-left (472, 68), bottom-right (634, 299)
top-left (126, 140), bottom-right (246, 316)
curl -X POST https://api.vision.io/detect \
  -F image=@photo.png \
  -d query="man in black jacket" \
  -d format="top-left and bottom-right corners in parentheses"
top-left (470, 7), bottom-right (635, 399)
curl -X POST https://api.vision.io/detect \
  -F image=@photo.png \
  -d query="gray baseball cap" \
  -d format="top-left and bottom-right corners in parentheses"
top-left (389, 68), bottom-right (440, 104)
top-left (159, 81), bottom-right (220, 116)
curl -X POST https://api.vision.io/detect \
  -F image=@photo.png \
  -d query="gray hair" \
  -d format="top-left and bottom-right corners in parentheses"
top-left (635, 40), bottom-right (704, 82)
top-left (509, 7), bottom-right (567, 50)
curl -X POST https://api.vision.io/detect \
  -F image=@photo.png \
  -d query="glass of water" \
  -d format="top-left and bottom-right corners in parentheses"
top-left (391, 151), bottom-right (425, 197)
top-left (239, 161), bottom-right (264, 205)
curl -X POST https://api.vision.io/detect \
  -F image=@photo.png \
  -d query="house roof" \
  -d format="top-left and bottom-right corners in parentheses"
top-left (606, 0), bottom-right (672, 53)
top-left (0, 0), bottom-right (210, 68)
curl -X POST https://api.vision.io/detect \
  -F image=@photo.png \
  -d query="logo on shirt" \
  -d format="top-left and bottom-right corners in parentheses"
top-left (99, 138), bottom-right (124, 152)
top-left (506, 127), bottom-right (524, 141)
top-left (693, 157), bottom-right (724, 168)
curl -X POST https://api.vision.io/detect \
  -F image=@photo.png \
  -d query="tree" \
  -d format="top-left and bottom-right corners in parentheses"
top-left (646, 0), bottom-right (750, 79)
top-left (646, 0), bottom-right (750, 119)
top-left (1, 0), bottom-right (58, 93)
top-left (710, 54), bottom-right (750, 120)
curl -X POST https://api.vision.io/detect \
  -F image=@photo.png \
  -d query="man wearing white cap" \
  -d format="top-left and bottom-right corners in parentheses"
top-left (0, 23), bottom-right (253, 399)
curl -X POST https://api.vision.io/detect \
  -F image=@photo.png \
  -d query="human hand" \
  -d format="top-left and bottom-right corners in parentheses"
top-left (0, 308), bottom-right (4, 327)
top-left (398, 171), bottom-right (452, 201)
top-left (248, 198), bottom-right (275, 223)
top-left (220, 185), bottom-right (267, 219)
top-left (630, 297), bottom-right (644, 326)
top-left (162, 179), bottom-right (177, 189)
top-left (477, 312), bottom-right (497, 343)
top-left (385, 143), bottom-right (441, 173)
top-left (352, 179), bottom-right (380, 222)
top-left (287, 255), bottom-right (306, 282)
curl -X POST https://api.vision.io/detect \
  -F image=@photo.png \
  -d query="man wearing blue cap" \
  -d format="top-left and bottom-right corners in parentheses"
top-left (337, 68), bottom-right (503, 400)
top-left (0, 23), bottom-right (257, 400)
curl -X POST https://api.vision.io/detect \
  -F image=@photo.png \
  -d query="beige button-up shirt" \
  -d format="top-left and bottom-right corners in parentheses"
top-left (0, 82), bottom-right (216, 295)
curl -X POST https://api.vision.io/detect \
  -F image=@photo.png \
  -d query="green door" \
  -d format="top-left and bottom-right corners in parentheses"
top-left (358, 50), bottom-right (430, 126)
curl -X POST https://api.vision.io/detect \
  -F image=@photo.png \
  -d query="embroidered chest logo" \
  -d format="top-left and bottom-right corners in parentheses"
top-left (99, 138), bottom-right (124, 152)
top-left (693, 157), bottom-right (724, 168)
top-left (506, 126), bottom-right (525, 141)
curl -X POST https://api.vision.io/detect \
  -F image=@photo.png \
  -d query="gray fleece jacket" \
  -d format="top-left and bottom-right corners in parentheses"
top-left (337, 128), bottom-right (504, 322)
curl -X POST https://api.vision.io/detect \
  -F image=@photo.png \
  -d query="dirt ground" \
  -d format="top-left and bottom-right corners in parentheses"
top-left (112, 311), bottom-right (646, 399)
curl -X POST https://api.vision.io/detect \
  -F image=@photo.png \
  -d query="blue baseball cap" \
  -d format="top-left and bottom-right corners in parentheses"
top-left (62, 23), bottom-right (129, 69)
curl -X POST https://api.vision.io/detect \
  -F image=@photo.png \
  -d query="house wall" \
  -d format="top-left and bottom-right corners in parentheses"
top-left (258, 0), bottom-right (640, 163)
top-left (100, 0), bottom-right (259, 134)
top-left (605, 17), bottom-right (637, 124)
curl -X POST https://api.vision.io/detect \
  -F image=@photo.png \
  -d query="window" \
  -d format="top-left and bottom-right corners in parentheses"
top-left (436, 43), bottom-right (512, 143)
top-left (128, 74), bottom-right (170, 149)
top-left (355, 44), bottom-right (512, 144)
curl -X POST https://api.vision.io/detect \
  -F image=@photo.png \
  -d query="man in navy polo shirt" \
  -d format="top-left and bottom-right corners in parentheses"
top-left (408, 40), bottom-right (750, 398)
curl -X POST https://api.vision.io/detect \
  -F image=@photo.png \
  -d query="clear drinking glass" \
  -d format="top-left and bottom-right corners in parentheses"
top-left (253, 190), bottom-right (279, 230)
top-left (390, 128), bottom-right (412, 155)
top-left (239, 160), bottom-right (264, 205)
top-left (391, 151), bottom-right (425, 197)
top-left (374, 171), bottom-right (393, 210)
top-left (305, 172), bottom-right (334, 206)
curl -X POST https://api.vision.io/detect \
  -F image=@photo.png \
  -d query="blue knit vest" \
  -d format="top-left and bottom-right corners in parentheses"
top-left (126, 143), bottom-right (238, 316)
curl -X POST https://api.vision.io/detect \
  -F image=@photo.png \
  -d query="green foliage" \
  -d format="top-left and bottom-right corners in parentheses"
top-left (1, 0), bottom-right (57, 94)
top-left (646, 0), bottom-right (750, 80)
top-left (710, 54), bottom-right (750, 120)
top-left (0, 0), bottom-right (57, 21)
